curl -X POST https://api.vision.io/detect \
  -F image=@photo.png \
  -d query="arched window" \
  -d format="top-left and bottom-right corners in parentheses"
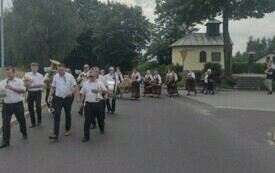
top-left (200, 51), bottom-right (207, 63)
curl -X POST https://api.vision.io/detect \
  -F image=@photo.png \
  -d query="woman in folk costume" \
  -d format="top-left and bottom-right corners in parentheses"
top-left (186, 70), bottom-right (197, 96)
top-left (152, 71), bottom-right (162, 97)
top-left (143, 70), bottom-right (153, 96)
top-left (166, 69), bottom-right (179, 97)
top-left (115, 67), bottom-right (124, 95)
top-left (131, 68), bottom-right (141, 100)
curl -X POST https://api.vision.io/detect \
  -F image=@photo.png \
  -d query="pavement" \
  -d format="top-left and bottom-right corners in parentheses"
top-left (180, 90), bottom-right (275, 112)
top-left (0, 90), bottom-right (275, 173)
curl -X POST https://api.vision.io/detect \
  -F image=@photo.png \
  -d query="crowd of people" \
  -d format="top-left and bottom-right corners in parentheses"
top-left (0, 59), bottom-right (219, 148)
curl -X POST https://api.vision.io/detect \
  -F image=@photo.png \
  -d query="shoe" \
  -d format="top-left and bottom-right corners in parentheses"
top-left (90, 125), bottom-right (97, 129)
top-left (0, 142), bottom-right (10, 149)
top-left (29, 125), bottom-right (36, 128)
top-left (100, 130), bottom-right (105, 134)
top-left (187, 93), bottom-right (190, 96)
top-left (78, 110), bottom-right (83, 116)
top-left (64, 131), bottom-right (72, 136)
top-left (82, 137), bottom-right (90, 143)
top-left (37, 121), bottom-right (41, 126)
top-left (106, 110), bottom-right (110, 114)
top-left (49, 134), bottom-right (58, 140)
top-left (110, 111), bottom-right (114, 114)
top-left (23, 134), bottom-right (28, 139)
top-left (268, 92), bottom-right (272, 95)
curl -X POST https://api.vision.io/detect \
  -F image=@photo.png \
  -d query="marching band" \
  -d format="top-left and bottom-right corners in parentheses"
top-left (0, 59), bottom-right (186, 148)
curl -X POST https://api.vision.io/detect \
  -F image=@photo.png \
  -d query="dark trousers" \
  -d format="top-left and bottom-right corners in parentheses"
top-left (27, 91), bottom-right (42, 125)
top-left (91, 100), bottom-right (105, 126)
top-left (53, 96), bottom-right (73, 135)
top-left (84, 102), bottom-right (104, 138)
top-left (1, 101), bottom-right (27, 143)
top-left (106, 98), bottom-right (116, 112)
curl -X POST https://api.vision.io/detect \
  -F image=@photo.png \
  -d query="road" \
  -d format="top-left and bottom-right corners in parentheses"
top-left (0, 92), bottom-right (275, 173)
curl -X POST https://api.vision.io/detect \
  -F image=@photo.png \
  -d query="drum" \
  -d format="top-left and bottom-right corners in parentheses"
top-left (107, 80), bottom-right (118, 99)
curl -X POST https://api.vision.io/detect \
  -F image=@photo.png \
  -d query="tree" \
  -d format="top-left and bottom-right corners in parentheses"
top-left (157, 0), bottom-right (275, 77)
top-left (146, 4), bottom-right (196, 64)
top-left (66, 0), bottom-right (151, 71)
top-left (4, 0), bottom-right (82, 68)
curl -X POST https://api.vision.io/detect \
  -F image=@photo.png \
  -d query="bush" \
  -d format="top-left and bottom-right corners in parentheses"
top-left (224, 78), bottom-right (237, 87)
top-left (232, 63), bottom-right (266, 74)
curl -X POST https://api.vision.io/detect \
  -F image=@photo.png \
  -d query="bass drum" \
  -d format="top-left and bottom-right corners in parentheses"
top-left (107, 80), bottom-right (118, 99)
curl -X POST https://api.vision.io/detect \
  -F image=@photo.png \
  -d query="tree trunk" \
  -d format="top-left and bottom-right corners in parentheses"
top-left (223, 10), bottom-right (233, 78)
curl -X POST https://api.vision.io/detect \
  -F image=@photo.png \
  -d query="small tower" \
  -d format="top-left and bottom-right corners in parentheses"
top-left (205, 19), bottom-right (222, 36)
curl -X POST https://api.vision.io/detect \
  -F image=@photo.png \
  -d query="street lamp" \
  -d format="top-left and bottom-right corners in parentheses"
top-left (0, 0), bottom-right (4, 79)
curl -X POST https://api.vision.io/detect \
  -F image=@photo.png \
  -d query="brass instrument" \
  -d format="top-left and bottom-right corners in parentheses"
top-left (77, 71), bottom-right (89, 84)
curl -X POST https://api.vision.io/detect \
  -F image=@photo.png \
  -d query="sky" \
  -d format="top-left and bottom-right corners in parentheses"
top-left (4, 0), bottom-right (275, 55)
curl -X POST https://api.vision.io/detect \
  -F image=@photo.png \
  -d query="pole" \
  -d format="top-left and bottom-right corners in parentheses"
top-left (1, 0), bottom-right (4, 79)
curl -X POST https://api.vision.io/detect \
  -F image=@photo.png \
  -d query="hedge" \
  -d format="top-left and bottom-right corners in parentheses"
top-left (232, 63), bottom-right (266, 74)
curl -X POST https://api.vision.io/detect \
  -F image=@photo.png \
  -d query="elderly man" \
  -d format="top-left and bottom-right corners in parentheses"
top-left (105, 66), bottom-right (119, 114)
top-left (0, 67), bottom-right (28, 148)
top-left (80, 70), bottom-right (108, 143)
top-left (48, 63), bottom-right (77, 141)
top-left (24, 63), bottom-right (44, 128)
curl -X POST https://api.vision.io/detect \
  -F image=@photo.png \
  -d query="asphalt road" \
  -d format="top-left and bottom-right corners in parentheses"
top-left (0, 93), bottom-right (275, 173)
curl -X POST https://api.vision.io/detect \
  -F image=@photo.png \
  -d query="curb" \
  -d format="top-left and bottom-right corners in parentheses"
top-left (0, 103), bottom-right (48, 138)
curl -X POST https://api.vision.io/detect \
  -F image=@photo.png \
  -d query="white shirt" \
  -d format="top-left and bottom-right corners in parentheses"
top-left (132, 72), bottom-right (141, 82)
top-left (187, 72), bottom-right (195, 79)
top-left (0, 78), bottom-right (26, 104)
top-left (145, 74), bottom-right (153, 81)
top-left (115, 72), bottom-right (124, 82)
top-left (80, 79), bottom-right (107, 103)
top-left (98, 75), bottom-right (108, 86)
top-left (105, 73), bottom-right (120, 84)
top-left (204, 75), bottom-right (208, 83)
top-left (24, 72), bottom-right (44, 91)
top-left (154, 74), bottom-right (162, 85)
top-left (174, 73), bottom-right (178, 81)
top-left (51, 73), bottom-right (77, 98)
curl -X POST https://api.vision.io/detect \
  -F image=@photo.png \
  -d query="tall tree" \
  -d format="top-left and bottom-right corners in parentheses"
top-left (4, 0), bottom-right (82, 68)
top-left (157, 0), bottom-right (275, 77)
top-left (146, 4), bottom-right (196, 64)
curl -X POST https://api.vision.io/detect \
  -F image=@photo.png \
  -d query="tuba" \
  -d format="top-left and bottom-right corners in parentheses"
top-left (45, 59), bottom-right (60, 88)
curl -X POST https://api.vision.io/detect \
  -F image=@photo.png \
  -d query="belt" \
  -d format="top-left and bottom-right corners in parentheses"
top-left (28, 90), bottom-right (42, 92)
top-left (85, 101), bottom-right (100, 104)
top-left (4, 101), bottom-right (23, 105)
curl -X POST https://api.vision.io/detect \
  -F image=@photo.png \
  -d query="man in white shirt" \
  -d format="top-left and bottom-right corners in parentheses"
top-left (80, 70), bottom-right (108, 143)
top-left (24, 63), bottom-right (44, 128)
top-left (0, 67), bottom-right (28, 149)
top-left (48, 63), bottom-right (77, 141)
top-left (105, 66), bottom-right (119, 114)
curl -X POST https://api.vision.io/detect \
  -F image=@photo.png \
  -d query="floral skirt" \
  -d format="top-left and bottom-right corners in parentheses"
top-left (167, 81), bottom-right (178, 94)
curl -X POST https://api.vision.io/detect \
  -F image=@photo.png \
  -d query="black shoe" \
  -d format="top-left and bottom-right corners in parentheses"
top-left (29, 125), bottom-right (36, 128)
top-left (110, 111), bottom-right (114, 114)
top-left (90, 125), bottom-right (97, 129)
top-left (78, 110), bottom-right (83, 116)
top-left (37, 121), bottom-right (41, 126)
top-left (100, 130), bottom-right (105, 134)
top-left (268, 92), bottom-right (272, 95)
top-left (82, 138), bottom-right (90, 143)
top-left (23, 134), bottom-right (28, 140)
top-left (106, 110), bottom-right (110, 114)
top-left (48, 134), bottom-right (58, 140)
top-left (0, 142), bottom-right (10, 149)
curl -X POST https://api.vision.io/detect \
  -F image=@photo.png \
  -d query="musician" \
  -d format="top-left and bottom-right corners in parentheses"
top-left (80, 70), bottom-right (108, 143)
top-left (100, 69), bottom-right (105, 76)
top-left (186, 70), bottom-right (197, 96)
top-left (115, 67), bottom-right (124, 83)
top-left (143, 70), bottom-right (153, 97)
top-left (48, 63), bottom-right (77, 141)
top-left (115, 67), bottom-right (124, 95)
top-left (152, 71), bottom-right (162, 97)
top-left (44, 60), bottom-right (59, 111)
top-left (166, 69), bottom-right (179, 97)
top-left (105, 66), bottom-right (119, 114)
top-left (265, 62), bottom-right (274, 95)
top-left (77, 64), bottom-right (90, 115)
top-left (131, 68), bottom-right (141, 100)
top-left (0, 67), bottom-right (28, 148)
top-left (24, 63), bottom-right (44, 128)
top-left (89, 66), bottom-right (107, 129)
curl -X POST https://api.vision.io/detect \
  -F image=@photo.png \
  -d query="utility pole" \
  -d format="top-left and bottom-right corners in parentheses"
top-left (0, 0), bottom-right (4, 79)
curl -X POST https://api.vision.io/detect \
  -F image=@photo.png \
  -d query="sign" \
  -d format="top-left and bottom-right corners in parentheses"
top-left (44, 67), bottom-right (51, 73)
top-left (75, 70), bottom-right (82, 75)
top-left (180, 51), bottom-right (188, 62)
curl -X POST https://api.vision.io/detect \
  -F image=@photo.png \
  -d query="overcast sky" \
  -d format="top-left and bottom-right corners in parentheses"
top-left (4, 0), bottom-right (275, 54)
